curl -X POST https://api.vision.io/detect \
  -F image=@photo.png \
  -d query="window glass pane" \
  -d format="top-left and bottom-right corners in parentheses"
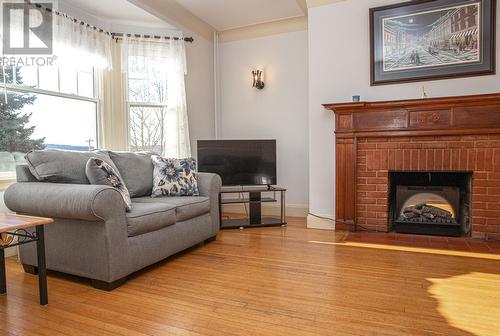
top-left (129, 106), bottom-right (165, 153)
top-left (7, 90), bottom-right (98, 151)
top-left (18, 66), bottom-right (38, 87)
top-left (59, 67), bottom-right (78, 95)
top-left (128, 55), bottom-right (167, 104)
top-left (38, 66), bottom-right (59, 91)
top-left (77, 70), bottom-right (94, 98)
top-left (1, 66), bottom-right (14, 84)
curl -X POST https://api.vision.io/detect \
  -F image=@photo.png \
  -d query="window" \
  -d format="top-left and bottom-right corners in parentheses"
top-left (127, 55), bottom-right (167, 154)
top-left (0, 65), bottom-right (98, 174)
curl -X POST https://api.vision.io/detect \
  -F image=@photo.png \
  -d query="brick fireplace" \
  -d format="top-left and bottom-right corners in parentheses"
top-left (324, 93), bottom-right (500, 240)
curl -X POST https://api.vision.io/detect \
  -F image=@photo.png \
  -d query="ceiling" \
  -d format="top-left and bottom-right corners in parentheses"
top-left (63, 0), bottom-right (173, 28)
top-left (175, 0), bottom-right (305, 31)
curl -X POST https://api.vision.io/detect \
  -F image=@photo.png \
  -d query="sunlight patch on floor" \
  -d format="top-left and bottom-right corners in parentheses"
top-left (428, 272), bottom-right (500, 336)
top-left (307, 241), bottom-right (500, 260)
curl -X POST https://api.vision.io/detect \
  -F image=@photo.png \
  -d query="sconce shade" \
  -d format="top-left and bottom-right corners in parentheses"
top-left (252, 70), bottom-right (265, 90)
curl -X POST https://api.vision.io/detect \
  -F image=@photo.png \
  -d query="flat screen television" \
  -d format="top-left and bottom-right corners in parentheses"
top-left (197, 140), bottom-right (277, 186)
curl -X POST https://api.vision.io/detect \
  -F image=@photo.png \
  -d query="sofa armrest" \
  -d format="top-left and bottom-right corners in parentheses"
top-left (197, 173), bottom-right (222, 233)
top-left (4, 182), bottom-right (126, 222)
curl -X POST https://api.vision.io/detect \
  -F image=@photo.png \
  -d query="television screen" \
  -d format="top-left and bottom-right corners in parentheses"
top-left (197, 140), bottom-right (277, 186)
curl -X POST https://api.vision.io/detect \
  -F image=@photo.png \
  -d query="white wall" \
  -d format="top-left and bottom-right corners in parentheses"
top-left (185, 33), bottom-right (216, 157)
top-left (218, 31), bottom-right (309, 209)
top-left (308, 0), bottom-right (500, 221)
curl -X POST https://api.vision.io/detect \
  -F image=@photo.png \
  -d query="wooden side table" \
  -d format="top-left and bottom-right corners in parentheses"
top-left (0, 214), bottom-right (53, 305)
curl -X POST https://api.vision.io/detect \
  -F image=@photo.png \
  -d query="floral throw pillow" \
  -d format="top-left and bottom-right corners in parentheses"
top-left (151, 155), bottom-right (200, 197)
top-left (85, 157), bottom-right (132, 211)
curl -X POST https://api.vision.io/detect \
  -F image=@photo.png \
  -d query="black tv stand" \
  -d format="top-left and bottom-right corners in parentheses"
top-left (219, 186), bottom-right (287, 229)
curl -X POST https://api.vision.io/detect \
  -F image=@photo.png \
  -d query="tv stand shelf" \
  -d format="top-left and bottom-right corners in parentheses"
top-left (219, 186), bottom-right (287, 229)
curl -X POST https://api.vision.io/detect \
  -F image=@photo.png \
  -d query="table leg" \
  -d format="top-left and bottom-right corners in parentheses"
top-left (0, 248), bottom-right (6, 294)
top-left (36, 225), bottom-right (48, 305)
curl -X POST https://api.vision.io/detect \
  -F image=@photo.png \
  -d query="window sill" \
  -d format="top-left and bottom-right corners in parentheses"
top-left (0, 172), bottom-right (16, 192)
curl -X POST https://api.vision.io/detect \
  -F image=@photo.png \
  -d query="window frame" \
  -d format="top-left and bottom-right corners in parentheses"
top-left (3, 66), bottom-right (101, 149)
top-left (125, 57), bottom-right (168, 153)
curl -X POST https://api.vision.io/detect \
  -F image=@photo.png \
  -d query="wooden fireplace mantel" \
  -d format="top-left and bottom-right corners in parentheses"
top-left (323, 93), bottom-right (500, 232)
top-left (324, 93), bottom-right (500, 139)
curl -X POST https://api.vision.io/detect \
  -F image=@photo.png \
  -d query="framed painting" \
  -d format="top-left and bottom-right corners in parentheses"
top-left (370, 0), bottom-right (496, 85)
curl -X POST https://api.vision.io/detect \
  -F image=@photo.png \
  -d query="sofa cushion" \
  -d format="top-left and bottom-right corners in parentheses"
top-left (86, 158), bottom-right (132, 211)
top-left (151, 156), bottom-right (200, 197)
top-left (133, 196), bottom-right (210, 222)
top-left (26, 149), bottom-right (118, 184)
top-left (126, 202), bottom-right (176, 237)
top-left (108, 151), bottom-right (155, 198)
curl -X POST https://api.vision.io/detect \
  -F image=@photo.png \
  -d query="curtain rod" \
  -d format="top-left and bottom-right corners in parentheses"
top-left (30, 2), bottom-right (194, 43)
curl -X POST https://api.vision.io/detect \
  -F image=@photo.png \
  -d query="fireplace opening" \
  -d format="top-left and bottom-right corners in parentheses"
top-left (389, 172), bottom-right (472, 237)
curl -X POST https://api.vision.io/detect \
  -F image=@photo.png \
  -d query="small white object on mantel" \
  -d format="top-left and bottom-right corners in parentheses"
top-left (422, 86), bottom-right (429, 98)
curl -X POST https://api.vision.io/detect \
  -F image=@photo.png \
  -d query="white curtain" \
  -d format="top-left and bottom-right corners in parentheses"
top-left (0, 7), bottom-right (112, 69)
top-left (53, 15), bottom-right (112, 69)
top-left (121, 37), bottom-right (191, 158)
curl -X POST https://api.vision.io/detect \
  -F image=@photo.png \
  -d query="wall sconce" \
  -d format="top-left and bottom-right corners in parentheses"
top-left (252, 70), bottom-right (265, 90)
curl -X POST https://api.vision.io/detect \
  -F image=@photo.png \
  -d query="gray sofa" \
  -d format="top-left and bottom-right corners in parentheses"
top-left (4, 150), bottom-right (221, 290)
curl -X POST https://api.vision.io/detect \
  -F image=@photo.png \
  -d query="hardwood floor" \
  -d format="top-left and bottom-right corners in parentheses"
top-left (1, 217), bottom-right (499, 336)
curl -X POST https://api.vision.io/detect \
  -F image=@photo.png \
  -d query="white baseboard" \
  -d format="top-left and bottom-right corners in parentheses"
top-left (307, 214), bottom-right (335, 230)
top-left (222, 203), bottom-right (309, 218)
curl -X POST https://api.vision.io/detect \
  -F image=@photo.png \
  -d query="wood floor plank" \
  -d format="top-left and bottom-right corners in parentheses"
top-left (1, 217), bottom-right (499, 335)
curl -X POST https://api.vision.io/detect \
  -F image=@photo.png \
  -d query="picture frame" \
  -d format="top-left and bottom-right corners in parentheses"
top-left (370, 0), bottom-right (496, 86)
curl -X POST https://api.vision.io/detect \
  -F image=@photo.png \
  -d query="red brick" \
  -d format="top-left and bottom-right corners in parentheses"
top-left (358, 171), bottom-right (377, 177)
top-left (358, 143), bottom-right (377, 150)
top-left (476, 149), bottom-right (485, 171)
top-left (358, 184), bottom-right (376, 191)
top-left (435, 149), bottom-right (444, 170)
top-left (367, 138), bottom-right (388, 143)
top-left (365, 192), bottom-right (387, 199)
top-left (473, 195), bottom-right (499, 203)
top-left (473, 180), bottom-right (494, 188)
top-left (473, 217), bottom-right (487, 225)
top-left (377, 171), bottom-right (388, 178)
top-left (443, 150), bottom-right (451, 170)
top-left (366, 205), bottom-right (387, 212)
top-left (403, 150), bottom-right (411, 170)
top-left (388, 150), bottom-right (396, 170)
top-left (467, 150), bottom-right (476, 171)
top-left (411, 150), bottom-right (419, 169)
top-left (377, 143), bottom-right (399, 149)
top-left (358, 198), bottom-right (376, 205)
top-left (484, 149), bottom-right (494, 171)
top-left (401, 143), bottom-right (422, 149)
top-left (472, 187), bottom-right (487, 195)
top-left (474, 172), bottom-right (488, 179)
top-left (462, 135), bottom-right (490, 141)
top-left (377, 185), bottom-right (388, 192)
top-left (487, 203), bottom-right (500, 210)
top-left (427, 150), bottom-right (435, 170)
top-left (395, 150), bottom-right (403, 170)
top-left (475, 140), bottom-right (500, 148)
top-left (459, 149), bottom-right (468, 170)
top-left (451, 149), bottom-right (460, 170)
top-left (488, 172), bottom-right (500, 180)
top-left (494, 149), bottom-right (500, 171)
top-left (472, 202), bottom-right (487, 210)
top-left (488, 188), bottom-right (500, 196)
top-left (473, 210), bottom-right (500, 218)
top-left (486, 218), bottom-right (500, 225)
